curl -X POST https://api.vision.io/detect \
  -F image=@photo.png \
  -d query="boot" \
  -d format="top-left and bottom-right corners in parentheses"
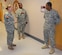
top-left (22, 34), bottom-right (25, 39)
top-left (8, 45), bottom-right (14, 50)
top-left (49, 48), bottom-right (55, 54)
top-left (18, 34), bottom-right (22, 40)
top-left (41, 44), bottom-right (49, 49)
top-left (22, 36), bottom-right (25, 39)
top-left (12, 44), bottom-right (16, 47)
top-left (18, 36), bottom-right (22, 40)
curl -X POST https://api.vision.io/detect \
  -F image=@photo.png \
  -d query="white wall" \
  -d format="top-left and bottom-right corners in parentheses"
top-left (1, 0), bottom-right (49, 40)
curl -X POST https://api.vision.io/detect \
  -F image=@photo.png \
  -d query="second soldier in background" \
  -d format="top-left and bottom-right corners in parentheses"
top-left (15, 3), bottom-right (28, 40)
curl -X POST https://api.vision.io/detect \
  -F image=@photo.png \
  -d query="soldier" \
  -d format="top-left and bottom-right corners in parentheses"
top-left (4, 5), bottom-right (16, 50)
top-left (15, 3), bottom-right (28, 40)
top-left (41, 2), bottom-right (60, 54)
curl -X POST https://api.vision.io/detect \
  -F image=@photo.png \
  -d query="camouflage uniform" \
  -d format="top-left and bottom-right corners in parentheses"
top-left (4, 12), bottom-right (15, 46)
top-left (15, 8), bottom-right (27, 37)
top-left (44, 9), bottom-right (60, 48)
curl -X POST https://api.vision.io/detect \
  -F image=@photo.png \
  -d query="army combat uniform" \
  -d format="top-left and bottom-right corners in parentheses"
top-left (44, 9), bottom-right (60, 48)
top-left (4, 12), bottom-right (15, 46)
top-left (15, 8), bottom-right (27, 39)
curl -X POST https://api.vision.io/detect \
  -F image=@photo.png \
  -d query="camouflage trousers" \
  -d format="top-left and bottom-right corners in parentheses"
top-left (44, 28), bottom-right (55, 48)
top-left (7, 31), bottom-right (14, 46)
top-left (17, 23), bottom-right (26, 37)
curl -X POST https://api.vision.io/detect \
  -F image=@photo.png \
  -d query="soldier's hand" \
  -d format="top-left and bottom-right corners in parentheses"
top-left (15, 22), bottom-right (17, 23)
top-left (6, 16), bottom-right (9, 19)
top-left (14, 20), bottom-right (17, 23)
top-left (26, 22), bottom-right (28, 24)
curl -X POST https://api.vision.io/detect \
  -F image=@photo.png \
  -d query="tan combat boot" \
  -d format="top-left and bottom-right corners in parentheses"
top-left (49, 48), bottom-right (55, 54)
top-left (22, 34), bottom-right (25, 39)
top-left (41, 44), bottom-right (49, 49)
top-left (8, 45), bottom-right (14, 50)
top-left (18, 34), bottom-right (22, 40)
top-left (22, 36), bottom-right (25, 39)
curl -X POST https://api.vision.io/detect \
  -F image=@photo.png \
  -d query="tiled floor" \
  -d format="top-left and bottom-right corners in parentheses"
top-left (0, 22), bottom-right (62, 55)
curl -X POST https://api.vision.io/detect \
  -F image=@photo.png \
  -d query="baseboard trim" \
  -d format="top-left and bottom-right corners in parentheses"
top-left (24, 32), bottom-right (45, 44)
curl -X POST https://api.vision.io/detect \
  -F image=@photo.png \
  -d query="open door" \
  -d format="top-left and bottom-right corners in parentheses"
top-left (50, 0), bottom-right (62, 50)
top-left (0, 2), bottom-right (3, 22)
